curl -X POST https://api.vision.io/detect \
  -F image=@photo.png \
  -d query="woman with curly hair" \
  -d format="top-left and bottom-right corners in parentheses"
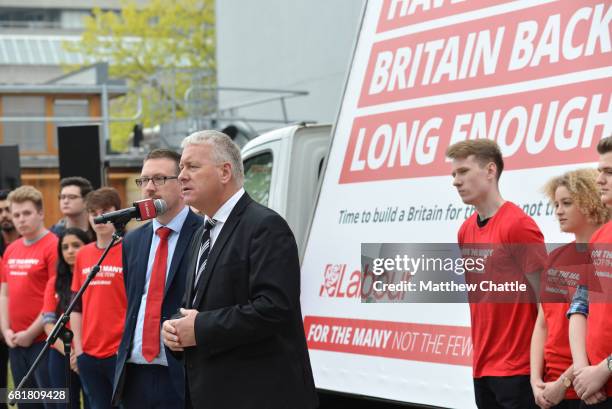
top-left (531, 169), bottom-right (609, 409)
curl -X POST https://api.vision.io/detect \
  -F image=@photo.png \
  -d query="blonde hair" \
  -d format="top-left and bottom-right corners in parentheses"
top-left (446, 139), bottom-right (504, 180)
top-left (543, 168), bottom-right (609, 225)
top-left (7, 185), bottom-right (43, 211)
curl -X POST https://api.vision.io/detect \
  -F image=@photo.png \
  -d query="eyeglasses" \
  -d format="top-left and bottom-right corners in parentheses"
top-left (135, 176), bottom-right (179, 187)
top-left (58, 194), bottom-right (82, 201)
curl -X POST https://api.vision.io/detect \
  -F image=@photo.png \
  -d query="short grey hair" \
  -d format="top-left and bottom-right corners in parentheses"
top-left (181, 130), bottom-right (244, 185)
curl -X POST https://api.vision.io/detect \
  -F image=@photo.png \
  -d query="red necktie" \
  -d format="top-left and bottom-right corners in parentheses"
top-left (142, 226), bottom-right (171, 362)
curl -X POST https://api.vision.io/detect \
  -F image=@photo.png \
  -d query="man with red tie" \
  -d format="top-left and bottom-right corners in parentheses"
top-left (112, 149), bottom-right (202, 409)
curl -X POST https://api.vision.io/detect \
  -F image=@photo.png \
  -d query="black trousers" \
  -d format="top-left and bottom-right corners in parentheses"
top-left (0, 342), bottom-right (6, 409)
top-left (474, 375), bottom-right (538, 409)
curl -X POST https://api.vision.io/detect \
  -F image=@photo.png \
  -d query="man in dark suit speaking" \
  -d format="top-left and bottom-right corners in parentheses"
top-left (162, 130), bottom-right (318, 409)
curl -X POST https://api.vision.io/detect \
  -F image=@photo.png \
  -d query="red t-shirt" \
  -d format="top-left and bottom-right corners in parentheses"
top-left (42, 274), bottom-right (74, 328)
top-left (541, 243), bottom-right (590, 400)
top-left (71, 242), bottom-right (126, 359)
top-left (1, 232), bottom-right (57, 343)
top-left (41, 273), bottom-right (70, 350)
top-left (587, 222), bottom-right (612, 396)
top-left (458, 201), bottom-right (545, 378)
top-left (42, 273), bottom-right (59, 316)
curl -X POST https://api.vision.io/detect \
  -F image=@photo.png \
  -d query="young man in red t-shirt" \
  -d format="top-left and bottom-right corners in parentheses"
top-left (568, 136), bottom-right (612, 408)
top-left (0, 186), bottom-right (55, 409)
top-left (447, 139), bottom-right (545, 409)
top-left (70, 187), bottom-right (127, 409)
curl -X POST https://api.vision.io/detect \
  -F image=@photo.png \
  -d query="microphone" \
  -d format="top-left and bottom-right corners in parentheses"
top-left (93, 198), bottom-right (167, 225)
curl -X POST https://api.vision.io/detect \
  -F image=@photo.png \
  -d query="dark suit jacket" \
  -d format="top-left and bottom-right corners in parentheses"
top-left (112, 208), bottom-right (202, 405)
top-left (180, 193), bottom-right (318, 409)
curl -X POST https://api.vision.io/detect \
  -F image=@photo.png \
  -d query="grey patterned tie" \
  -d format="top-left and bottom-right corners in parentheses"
top-left (193, 218), bottom-right (217, 293)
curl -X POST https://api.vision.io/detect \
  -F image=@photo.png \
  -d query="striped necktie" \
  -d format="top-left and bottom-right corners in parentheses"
top-left (193, 218), bottom-right (217, 292)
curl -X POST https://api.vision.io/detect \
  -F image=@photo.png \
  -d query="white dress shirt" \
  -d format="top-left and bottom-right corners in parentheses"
top-left (206, 188), bottom-right (245, 249)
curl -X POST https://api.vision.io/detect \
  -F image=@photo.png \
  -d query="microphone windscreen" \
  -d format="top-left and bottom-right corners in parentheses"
top-left (154, 199), bottom-right (168, 216)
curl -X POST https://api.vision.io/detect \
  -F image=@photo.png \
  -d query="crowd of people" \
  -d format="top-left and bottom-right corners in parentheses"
top-left (0, 131), bottom-right (317, 409)
top-left (0, 131), bottom-right (609, 409)
top-left (448, 136), bottom-right (612, 409)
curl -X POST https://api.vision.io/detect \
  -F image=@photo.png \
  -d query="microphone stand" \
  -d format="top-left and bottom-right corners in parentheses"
top-left (9, 220), bottom-right (128, 408)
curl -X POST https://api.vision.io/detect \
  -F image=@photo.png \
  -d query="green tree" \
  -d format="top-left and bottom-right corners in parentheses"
top-left (64, 0), bottom-right (216, 151)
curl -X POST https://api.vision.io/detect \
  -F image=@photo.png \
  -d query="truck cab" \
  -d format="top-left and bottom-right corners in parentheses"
top-left (241, 123), bottom-right (331, 257)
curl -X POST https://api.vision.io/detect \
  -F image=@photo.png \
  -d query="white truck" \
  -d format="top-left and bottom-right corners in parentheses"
top-left (241, 123), bottom-right (332, 258)
top-left (242, 1), bottom-right (611, 407)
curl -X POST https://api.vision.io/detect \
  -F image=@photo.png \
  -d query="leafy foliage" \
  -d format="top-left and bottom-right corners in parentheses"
top-left (64, 0), bottom-right (216, 151)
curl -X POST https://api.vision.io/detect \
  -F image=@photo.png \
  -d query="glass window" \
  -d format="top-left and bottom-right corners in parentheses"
top-left (51, 40), bottom-right (63, 64)
top-left (15, 39), bottom-right (30, 64)
top-left (4, 39), bottom-right (18, 63)
top-left (2, 96), bottom-right (46, 152)
top-left (30, 38), bottom-right (43, 64)
top-left (40, 38), bottom-right (55, 64)
top-left (243, 152), bottom-right (273, 207)
top-left (60, 11), bottom-right (88, 30)
top-left (0, 8), bottom-right (60, 29)
top-left (0, 40), bottom-right (7, 64)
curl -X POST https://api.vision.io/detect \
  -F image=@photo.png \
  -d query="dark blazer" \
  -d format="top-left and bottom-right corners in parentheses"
top-left (181, 192), bottom-right (318, 409)
top-left (112, 208), bottom-right (202, 405)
